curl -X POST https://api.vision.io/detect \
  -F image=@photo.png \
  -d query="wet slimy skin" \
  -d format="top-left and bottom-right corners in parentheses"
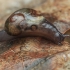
top-left (0, 8), bottom-right (69, 45)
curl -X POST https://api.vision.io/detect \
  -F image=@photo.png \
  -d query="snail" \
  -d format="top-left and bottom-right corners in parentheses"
top-left (0, 8), bottom-right (69, 45)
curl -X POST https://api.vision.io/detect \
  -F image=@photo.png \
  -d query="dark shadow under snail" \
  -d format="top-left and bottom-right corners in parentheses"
top-left (0, 8), bottom-right (69, 45)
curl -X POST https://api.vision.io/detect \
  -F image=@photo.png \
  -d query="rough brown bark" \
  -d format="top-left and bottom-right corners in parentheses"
top-left (0, 0), bottom-right (70, 70)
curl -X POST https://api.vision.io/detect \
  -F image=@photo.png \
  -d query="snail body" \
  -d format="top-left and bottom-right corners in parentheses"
top-left (0, 8), bottom-right (69, 45)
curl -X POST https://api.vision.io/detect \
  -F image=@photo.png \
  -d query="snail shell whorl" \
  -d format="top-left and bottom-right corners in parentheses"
top-left (5, 8), bottom-right (43, 36)
top-left (5, 12), bottom-right (25, 36)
